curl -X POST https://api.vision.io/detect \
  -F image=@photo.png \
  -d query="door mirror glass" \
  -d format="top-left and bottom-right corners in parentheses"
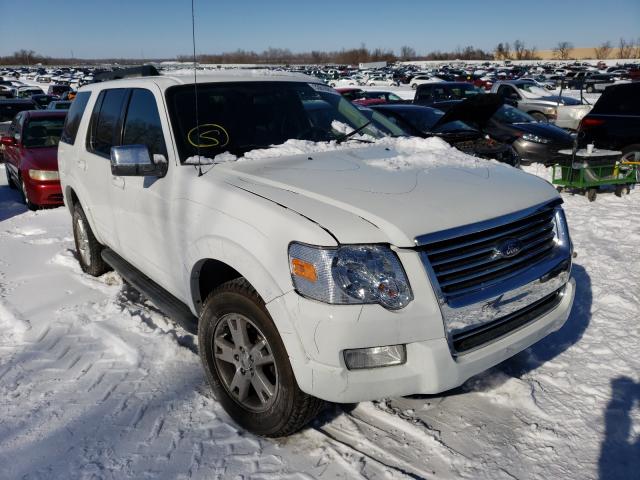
top-left (110, 145), bottom-right (166, 177)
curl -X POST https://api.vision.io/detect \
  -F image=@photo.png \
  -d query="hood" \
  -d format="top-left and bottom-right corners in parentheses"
top-left (533, 95), bottom-right (582, 106)
top-left (24, 146), bottom-right (59, 170)
top-left (220, 142), bottom-right (559, 247)
top-left (510, 122), bottom-right (574, 144)
top-left (432, 94), bottom-right (503, 130)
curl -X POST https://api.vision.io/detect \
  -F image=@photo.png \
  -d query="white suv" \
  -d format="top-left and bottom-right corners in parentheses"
top-left (58, 72), bottom-right (576, 436)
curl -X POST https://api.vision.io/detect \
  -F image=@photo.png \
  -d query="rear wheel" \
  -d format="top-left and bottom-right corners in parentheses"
top-left (72, 203), bottom-right (110, 276)
top-left (586, 188), bottom-right (598, 202)
top-left (199, 278), bottom-right (324, 437)
top-left (5, 164), bottom-right (17, 189)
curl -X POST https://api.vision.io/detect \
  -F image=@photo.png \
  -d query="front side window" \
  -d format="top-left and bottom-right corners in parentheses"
top-left (88, 88), bottom-right (127, 157)
top-left (166, 81), bottom-right (390, 162)
top-left (122, 89), bottom-right (167, 157)
top-left (23, 117), bottom-right (65, 148)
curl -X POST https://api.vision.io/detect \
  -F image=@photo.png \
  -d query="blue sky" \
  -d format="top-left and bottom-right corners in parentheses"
top-left (1, 0), bottom-right (638, 58)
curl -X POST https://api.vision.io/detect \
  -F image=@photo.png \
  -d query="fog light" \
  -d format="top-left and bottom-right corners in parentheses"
top-left (343, 345), bottom-right (406, 370)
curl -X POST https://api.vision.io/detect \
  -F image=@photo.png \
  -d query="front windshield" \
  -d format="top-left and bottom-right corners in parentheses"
top-left (491, 104), bottom-right (535, 124)
top-left (166, 81), bottom-right (390, 161)
top-left (23, 117), bottom-right (64, 147)
top-left (398, 108), bottom-right (475, 134)
top-left (518, 84), bottom-right (550, 97)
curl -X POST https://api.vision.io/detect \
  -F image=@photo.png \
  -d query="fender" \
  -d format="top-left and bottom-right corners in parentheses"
top-left (185, 238), bottom-right (318, 394)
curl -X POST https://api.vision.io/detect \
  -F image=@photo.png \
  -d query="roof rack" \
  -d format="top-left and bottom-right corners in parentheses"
top-left (93, 65), bottom-right (160, 82)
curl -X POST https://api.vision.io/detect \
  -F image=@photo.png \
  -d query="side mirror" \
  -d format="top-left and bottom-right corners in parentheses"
top-left (0, 136), bottom-right (15, 146)
top-left (110, 145), bottom-right (167, 177)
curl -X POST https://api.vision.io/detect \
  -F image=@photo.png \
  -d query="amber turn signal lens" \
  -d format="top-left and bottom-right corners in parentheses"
top-left (291, 258), bottom-right (318, 283)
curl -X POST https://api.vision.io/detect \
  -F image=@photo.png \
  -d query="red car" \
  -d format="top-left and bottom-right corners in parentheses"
top-left (335, 87), bottom-right (387, 106)
top-left (2, 110), bottom-right (67, 209)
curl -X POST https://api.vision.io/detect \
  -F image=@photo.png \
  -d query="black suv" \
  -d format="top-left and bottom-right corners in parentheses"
top-left (413, 82), bottom-right (483, 111)
top-left (579, 83), bottom-right (640, 163)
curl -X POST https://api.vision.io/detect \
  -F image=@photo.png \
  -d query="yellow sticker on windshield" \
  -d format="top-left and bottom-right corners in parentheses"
top-left (187, 123), bottom-right (230, 148)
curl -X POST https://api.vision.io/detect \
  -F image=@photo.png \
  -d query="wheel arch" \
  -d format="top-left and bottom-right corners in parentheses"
top-left (189, 250), bottom-right (313, 394)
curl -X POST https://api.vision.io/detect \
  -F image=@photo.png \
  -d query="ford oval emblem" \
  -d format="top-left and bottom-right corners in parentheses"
top-left (495, 238), bottom-right (523, 258)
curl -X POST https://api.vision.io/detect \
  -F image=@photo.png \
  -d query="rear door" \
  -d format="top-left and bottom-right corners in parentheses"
top-left (83, 88), bottom-right (128, 249)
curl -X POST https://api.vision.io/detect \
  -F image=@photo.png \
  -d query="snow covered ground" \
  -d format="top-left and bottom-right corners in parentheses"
top-left (1, 162), bottom-right (639, 479)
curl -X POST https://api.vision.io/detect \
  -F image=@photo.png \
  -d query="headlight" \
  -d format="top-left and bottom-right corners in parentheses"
top-left (521, 133), bottom-right (551, 144)
top-left (288, 243), bottom-right (413, 310)
top-left (28, 169), bottom-right (59, 181)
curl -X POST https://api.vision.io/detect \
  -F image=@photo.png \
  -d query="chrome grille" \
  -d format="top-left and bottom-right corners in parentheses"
top-left (419, 201), bottom-right (559, 299)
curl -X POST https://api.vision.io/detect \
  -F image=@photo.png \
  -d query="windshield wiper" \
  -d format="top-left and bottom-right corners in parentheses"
top-left (336, 121), bottom-right (372, 144)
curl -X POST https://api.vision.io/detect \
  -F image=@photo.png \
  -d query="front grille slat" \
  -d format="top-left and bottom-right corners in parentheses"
top-left (429, 221), bottom-right (554, 267)
top-left (425, 208), bottom-right (555, 257)
top-left (420, 204), bottom-right (559, 298)
top-left (438, 241), bottom-right (555, 289)
top-left (435, 231), bottom-right (556, 278)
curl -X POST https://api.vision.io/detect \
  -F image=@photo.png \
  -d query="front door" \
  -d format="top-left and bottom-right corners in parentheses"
top-left (110, 87), bottom-right (182, 297)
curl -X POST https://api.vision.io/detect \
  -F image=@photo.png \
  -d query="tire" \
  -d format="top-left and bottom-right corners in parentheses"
top-left (411, 83), bottom-right (417, 89)
top-left (19, 174), bottom-right (38, 211)
top-left (620, 145), bottom-right (640, 183)
top-left (530, 112), bottom-right (548, 123)
top-left (72, 203), bottom-right (110, 276)
top-left (586, 85), bottom-right (595, 93)
top-left (5, 164), bottom-right (17, 189)
top-left (586, 188), bottom-right (598, 202)
top-left (199, 278), bottom-right (324, 437)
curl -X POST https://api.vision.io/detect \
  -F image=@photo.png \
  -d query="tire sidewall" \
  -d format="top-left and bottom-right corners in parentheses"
top-left (199, 286), bottom-right (299, 436)
top-left (72, 204), bottom-right (107, 276)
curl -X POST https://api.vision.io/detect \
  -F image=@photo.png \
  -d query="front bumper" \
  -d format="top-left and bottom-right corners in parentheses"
top-left (514, 139), bottom-right (571, 165)
top-left (24, 178), bottom-right (63, 206)
top-left (270, 274), bottom-right (575, 404)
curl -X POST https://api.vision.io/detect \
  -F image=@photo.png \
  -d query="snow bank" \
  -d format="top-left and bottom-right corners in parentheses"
top-left (186, 135), bottom-right (500, 171)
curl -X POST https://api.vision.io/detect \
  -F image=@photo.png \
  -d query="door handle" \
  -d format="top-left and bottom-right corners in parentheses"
top-left (112, 176), bottom-right (125, 189)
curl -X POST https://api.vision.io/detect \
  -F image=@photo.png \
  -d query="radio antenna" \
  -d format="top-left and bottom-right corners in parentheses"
top-left (191, 0), bottom-right (202, 176)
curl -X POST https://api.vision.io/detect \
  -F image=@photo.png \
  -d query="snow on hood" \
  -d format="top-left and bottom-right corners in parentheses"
top-left (185, 136), bottom-right (499, 171)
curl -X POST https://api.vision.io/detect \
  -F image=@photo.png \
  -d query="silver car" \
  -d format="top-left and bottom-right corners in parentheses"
top-left (491, 80), bottom-right (592, 130)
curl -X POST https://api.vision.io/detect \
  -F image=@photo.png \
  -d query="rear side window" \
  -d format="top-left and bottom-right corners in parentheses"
top-left (60, 91), bottom-right (91, 145)
top-left (87, 88), bottom-right (127, 158)
top-left (122, 89), bottom-right (167, 157)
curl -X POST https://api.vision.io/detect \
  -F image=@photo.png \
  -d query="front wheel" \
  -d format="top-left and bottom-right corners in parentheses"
top-left (20, 175), bottom-right (38, 210)
top-left (199, 278), bottom-right (324, 437)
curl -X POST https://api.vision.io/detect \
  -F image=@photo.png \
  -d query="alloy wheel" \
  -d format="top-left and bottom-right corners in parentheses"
top-left (212, 313), bottom-right (278, 412)
top-left (75, 216), bottom-right (91, 266)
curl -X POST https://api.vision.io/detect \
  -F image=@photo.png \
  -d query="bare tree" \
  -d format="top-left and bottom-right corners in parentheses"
top-left (503, 42), bottom-right (511, 60)
top-left (553, 41), bottom-right (573, 60)
top-left (594, 41), bottom-right (612, 60)
top-left (399, 46), bottom-right (416, 61)
top-left (514, 40), bottom-right (526, 60)
top-left (618, 38), bottom-right (634, 59)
